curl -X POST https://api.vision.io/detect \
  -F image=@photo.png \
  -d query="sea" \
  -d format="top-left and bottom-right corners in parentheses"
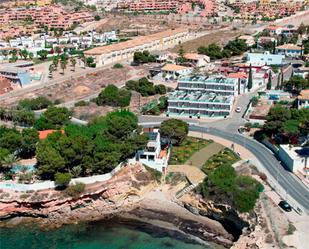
top-left (0, 218), bottom-right (223, 249)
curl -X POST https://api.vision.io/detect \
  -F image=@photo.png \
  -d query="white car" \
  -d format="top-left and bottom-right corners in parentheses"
top-left (235, 107), bottom-right (241, 113)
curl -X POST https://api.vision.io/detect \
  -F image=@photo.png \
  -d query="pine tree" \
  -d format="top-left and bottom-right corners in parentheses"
top-left (247, 65), bottom-right (253, 91)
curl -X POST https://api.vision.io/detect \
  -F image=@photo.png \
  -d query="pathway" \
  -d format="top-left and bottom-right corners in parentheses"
top-left (168, 165), bottom-right (206, 186)
top-left (185, 142), bottom-right (224, 168)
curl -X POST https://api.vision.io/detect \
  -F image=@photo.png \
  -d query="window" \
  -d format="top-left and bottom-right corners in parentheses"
top-left (140, 155), bottom-right (147, 159)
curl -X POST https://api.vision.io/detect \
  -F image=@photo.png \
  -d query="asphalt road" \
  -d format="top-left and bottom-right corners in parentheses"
top-left (139, 119), bottom-right (309, 213)
top-left (190, 126), bottom-right (309, 213)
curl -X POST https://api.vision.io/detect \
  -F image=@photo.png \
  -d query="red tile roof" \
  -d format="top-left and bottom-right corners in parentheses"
top-left (0, 76), bottom-right (12, 95)
top-left (39, 129), bottom-right (64, 139)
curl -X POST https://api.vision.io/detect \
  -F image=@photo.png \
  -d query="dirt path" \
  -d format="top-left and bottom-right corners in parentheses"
top-left (185, 142), bottom-right (225, 168)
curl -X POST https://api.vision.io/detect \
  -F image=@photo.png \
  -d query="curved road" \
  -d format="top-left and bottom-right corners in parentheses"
top-left (140, 121), bottom-right (309, 213)
top-left (190, 126), bottom-right (309, 213)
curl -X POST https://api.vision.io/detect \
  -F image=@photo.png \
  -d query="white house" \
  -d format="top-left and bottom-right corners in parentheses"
top-left (0, 40), bottom-right (9, 48)
top-left (294, 67), bottom-right (309, 79)
top-left (238, 35), bottom-right (255, 47)
top-left (297, 90), bottom-right (309, 109)
top-left (276, 44), bottom-right (302, 57)
top-left (246, 52), bottom-right (285, 66)
top-left (136, 129), bottom-right (169, 172)
top-left (34, 39), bottom-right (45, 48)
top-left (278, 145), bottom-right (309, 176)
top-left (161, 64), bottom-right (192, 80)
top-left (152, 50), bottom-right (169, 63)
top-left (184, 53), bottom-right (210, 67)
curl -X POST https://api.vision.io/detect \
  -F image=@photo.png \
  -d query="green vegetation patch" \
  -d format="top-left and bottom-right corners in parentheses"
top-left (169, 137), bottom-right (212, 165)
top-left (202, 148), bottom-right (240, 174)
top-left (200, 164), bottom-right (263, 213)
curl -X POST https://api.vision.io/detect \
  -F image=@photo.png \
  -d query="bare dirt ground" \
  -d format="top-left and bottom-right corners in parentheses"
top-left (73, 103), bottom-right (115, 121)
top-left (96, 14), bottom-right (174, 35)
top-left (170, 29), bottom-right (243, 53)
top-left (1, 64), bottom-right (149, 107)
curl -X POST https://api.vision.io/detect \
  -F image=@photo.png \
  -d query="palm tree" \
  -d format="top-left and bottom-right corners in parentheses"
top-left (1, 154), bottom-right (19, 172)
top-left (52, 56), bottom-right (59, 69)
top-left (19, 49), bottom-right (28, 60)
top-left (70, 57), bottom-right (76, 71)
top-left (60, 59), bottom-right (67, 74)
top-left (28, 52), bottom-right (34, 60)
top-left (49, 64), bottom-right (55, 78)
top-left (2, 50), bottom-right (8, 60)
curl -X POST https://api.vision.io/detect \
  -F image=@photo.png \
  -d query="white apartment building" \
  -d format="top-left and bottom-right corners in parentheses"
top-left (177, 75), bottom-right (242, 96)
top-left (84, 28), bottom-right (190, 67)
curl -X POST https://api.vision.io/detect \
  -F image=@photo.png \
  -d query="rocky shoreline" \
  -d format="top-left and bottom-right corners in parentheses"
top-left (0, 165), bottom-right (253, 248)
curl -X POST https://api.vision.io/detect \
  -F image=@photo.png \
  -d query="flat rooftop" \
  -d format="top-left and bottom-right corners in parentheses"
top-left (179, 75), bottom-right (237, 85)
top-left (168, 90), bottom-right (233, 104)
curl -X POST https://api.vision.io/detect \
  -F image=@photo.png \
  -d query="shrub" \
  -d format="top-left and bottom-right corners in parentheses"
top-left (251, 96), bottom-right (259, 107)
top-left (287, 223), bottom-right (296, 235)
top-left (55, 172), bottom-right (72, 189)
top-left (154, 84), bottom-right (167, 95)
top-left (74, 100), bottom-right (89, 107)
top-left (65, 182), bottom-right (86, 197)
top-left (113, 63), bottom-right (124, 69)
top-left (258, 172), bottom-right (267, 181)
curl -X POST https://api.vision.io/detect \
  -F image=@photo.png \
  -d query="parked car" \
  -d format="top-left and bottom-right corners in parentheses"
top-left (235, 107), bottom-right (241, 113)
top-left (278, 200), bottom-right (292, 212)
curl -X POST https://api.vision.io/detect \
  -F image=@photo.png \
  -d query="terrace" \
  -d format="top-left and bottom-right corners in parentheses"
top-left (179, 75), bottom-right (237, 85)
top-left (168, 91), bottom-right (232, 104)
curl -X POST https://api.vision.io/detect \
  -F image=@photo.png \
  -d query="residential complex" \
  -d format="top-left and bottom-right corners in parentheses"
top-left (0, 5), bottom-right (94, 39)
top-left (116, 0), bottom-right (218, 16)
top-left (230, 0), bottom-right (305, 20)
top-left (167, 75), bottom-right (242, 118)
top-left (84, 28), bottom-right (190, 66)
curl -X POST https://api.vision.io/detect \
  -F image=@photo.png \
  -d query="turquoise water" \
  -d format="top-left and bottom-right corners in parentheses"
top-left (0, 219), bottom-right (217, 249)
top-left (11, 164), bottom-right (35, 173)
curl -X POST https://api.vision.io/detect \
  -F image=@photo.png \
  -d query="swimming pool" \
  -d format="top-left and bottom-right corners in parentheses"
top-left (10, 165), bottom-right (35, 174)
top-left (0, 182), bottom-right (29, 192)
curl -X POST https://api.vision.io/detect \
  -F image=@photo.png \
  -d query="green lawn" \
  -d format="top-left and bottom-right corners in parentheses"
top-left (202, 148), bottom-right (240, 174)
top-left (169, 137), bottom-right (212, 165)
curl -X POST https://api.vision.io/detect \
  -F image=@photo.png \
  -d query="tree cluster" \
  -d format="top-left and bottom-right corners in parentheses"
top-left (263, 104), bottom-right (309, 143)
top-left (197, 39), bottom-right (248, 60)
top-left (34, 106), bottom-right (72, 130)
top-left (18, 96), bottom-right (53, 110)
top-left (160, 119), bottom-right (189, 145)
top-left (0, 107), bottom-right (35, 127)
top-left (126, 77), bottom-right (166, 97)
top-left (200, 164), bottom-right (263, 213)
top-left (0, 126), bottom-right (39, 172)
top-left (284, 76), bottom-right (309, 93)
top-left (96, 85), bottom-right (131, 107)
top-left (133, 51), bottom-right (156, 64)
top-left (36, 110), bottom-right (148, 180)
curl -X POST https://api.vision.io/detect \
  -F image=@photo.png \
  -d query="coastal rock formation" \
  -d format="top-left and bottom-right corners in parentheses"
top-left (0, 164), bottom-right (156, 226)
top-left (181, 195), bottom-right (255, 242)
